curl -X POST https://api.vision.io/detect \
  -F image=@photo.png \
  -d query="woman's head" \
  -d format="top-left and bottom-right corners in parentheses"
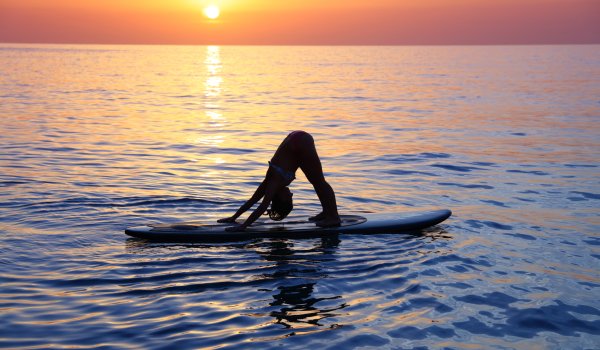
top-left (268, 187), bottom-right (293, 221)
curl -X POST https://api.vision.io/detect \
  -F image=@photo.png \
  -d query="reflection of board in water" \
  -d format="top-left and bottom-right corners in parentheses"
top-left (124, 209), bottom-right (452, 242)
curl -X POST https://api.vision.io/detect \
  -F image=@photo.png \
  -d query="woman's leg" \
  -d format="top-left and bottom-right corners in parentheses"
top-left (297, 135), bottom-right (340, 226)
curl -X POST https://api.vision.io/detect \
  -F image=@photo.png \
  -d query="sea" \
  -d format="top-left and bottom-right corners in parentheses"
top-left (0, 44), bottom-right (599, 349)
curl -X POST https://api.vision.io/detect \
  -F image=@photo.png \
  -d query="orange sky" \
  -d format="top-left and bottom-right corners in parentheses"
top-left (0, 0), bottom-right (598, 45)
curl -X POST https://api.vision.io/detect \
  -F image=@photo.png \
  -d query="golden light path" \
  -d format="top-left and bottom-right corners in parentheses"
top-left (202, 45), bottom-right (225, 165)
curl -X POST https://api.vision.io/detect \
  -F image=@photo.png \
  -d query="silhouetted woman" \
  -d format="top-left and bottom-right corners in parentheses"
top-left (218, 131), bottom-right (340, 231)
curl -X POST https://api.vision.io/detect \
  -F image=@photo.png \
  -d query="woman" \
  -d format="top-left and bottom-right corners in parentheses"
top-left (218, 130), bottom-right (341, 231)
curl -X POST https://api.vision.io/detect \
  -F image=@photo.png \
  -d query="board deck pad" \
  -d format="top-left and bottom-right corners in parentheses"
top-left (125, 209), bottom-right (452, 242)
top-left (150, 215), bottom-right (367, 232)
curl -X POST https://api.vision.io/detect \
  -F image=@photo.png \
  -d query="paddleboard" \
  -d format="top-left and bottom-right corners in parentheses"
top-left (124, 209), bottom-right (451, 242)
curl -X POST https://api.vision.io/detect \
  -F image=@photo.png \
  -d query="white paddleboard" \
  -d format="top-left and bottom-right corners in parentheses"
top-left (124, 209), bottom-right (452, 242)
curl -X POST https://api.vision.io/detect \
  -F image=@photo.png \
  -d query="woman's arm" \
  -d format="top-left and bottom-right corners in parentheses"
top-left (217, 180), bottom-right (266, 223)
top-left (226, 179), bottom-right (282, 231)
top-left (236, 195), bottom-right (272, 230)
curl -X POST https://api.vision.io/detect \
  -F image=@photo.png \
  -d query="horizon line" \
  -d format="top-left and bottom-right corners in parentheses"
top-left (2, 41), bottom-right (600, 47)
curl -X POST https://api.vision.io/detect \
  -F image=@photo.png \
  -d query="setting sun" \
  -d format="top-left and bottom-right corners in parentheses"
top-left (203, 5), bottom-right (220, 20)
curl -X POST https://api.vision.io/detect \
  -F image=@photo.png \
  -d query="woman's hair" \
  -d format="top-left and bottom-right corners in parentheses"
top-left (267, 191), bottom-right (293, 221)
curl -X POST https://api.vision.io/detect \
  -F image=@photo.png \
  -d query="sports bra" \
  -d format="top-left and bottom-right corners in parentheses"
top-left (269, 161), bottom-right (295, 183)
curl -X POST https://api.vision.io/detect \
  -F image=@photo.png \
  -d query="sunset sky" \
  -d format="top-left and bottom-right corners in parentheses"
top-left (1, 0), bottom-right (598, 45)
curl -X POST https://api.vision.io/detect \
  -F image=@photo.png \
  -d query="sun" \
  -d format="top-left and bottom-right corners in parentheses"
top-left (203, 5), bottom-right (220, 20)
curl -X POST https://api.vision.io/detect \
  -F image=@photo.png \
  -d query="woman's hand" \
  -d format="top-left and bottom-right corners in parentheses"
top-left (217, 217), bottom-right (237, 223)
top-left (225, 224), bottom-right (246, 232)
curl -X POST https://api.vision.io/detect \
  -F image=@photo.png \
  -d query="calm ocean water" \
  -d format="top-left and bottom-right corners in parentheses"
top-left (0, 44), bottom-right (599, 349)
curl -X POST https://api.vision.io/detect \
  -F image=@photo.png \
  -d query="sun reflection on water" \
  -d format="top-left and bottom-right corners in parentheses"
top-left (204, 45), bottom-right (223, 120)
top-left (201, 45), bottom-right (226, 168)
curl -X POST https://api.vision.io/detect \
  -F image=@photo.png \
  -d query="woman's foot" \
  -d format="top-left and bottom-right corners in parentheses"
top-left (315, 216), bottom-right (341, 228)
top-left (309, 212), bottom-right (326, 221)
